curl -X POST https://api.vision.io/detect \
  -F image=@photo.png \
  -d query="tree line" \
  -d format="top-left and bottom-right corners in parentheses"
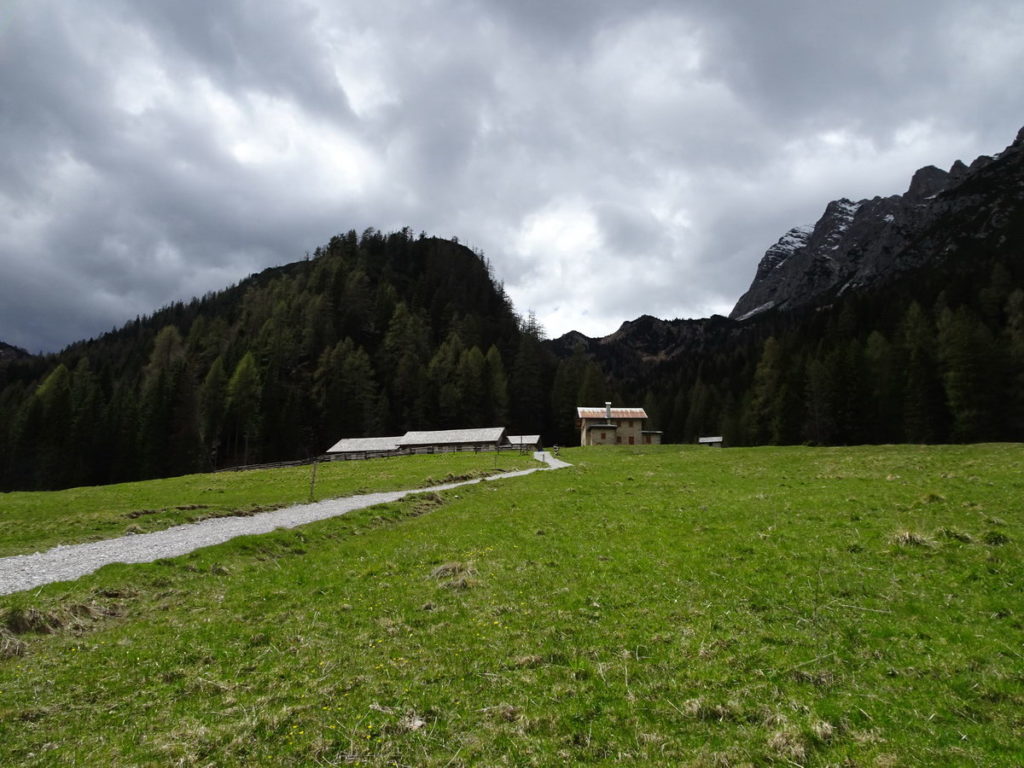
top-left (622, 257), bottom-right (1024, 447)
top-left (2, 226), bottom-right (1022, 492)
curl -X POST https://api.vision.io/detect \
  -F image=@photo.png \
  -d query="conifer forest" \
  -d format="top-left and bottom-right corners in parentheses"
top-left (2, 225), bottom-right (1023, 492)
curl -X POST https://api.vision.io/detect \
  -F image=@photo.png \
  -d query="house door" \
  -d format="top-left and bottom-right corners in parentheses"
top-left (629, 436), bottom-right (634, 445)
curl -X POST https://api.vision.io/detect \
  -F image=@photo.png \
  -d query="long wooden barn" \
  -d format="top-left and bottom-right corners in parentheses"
top-left (326, 427), bottom-right (508, 460)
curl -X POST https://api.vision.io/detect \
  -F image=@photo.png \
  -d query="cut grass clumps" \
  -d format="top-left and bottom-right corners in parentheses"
top-left (0, 627), bottom-right (26, 658)
top-left (429, 561), bottom-right (478, 590)
top-left (5, 606), bottom-right (65, 635)
top-left (890, 529), bottom-right (935, 548)
top-left (983, 530), bottom-right (1011, 546)
top-left (937, 526), bottom-right (974, 543)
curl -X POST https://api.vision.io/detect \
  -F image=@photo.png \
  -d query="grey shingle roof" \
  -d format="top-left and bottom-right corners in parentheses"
top-left (506, 435), bottom-right (541, 446)
top-left (399, 427), bottom-right (506, 446)
top-left (326, 436), bottom-right (403, 453)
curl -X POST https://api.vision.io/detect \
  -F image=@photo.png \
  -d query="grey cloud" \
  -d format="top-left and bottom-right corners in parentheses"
top-left (1, 0), bottom-right (1023, 352)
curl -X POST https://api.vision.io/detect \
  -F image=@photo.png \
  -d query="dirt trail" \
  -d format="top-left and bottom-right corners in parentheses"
top-left (0, 452), bottom-right (569, 596)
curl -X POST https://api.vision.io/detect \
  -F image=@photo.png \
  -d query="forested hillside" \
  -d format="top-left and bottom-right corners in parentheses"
top-left (0, 229), bottom-right (557, 491)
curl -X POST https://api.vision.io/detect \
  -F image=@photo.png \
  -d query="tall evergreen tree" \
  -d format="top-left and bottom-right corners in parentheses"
top-left (549, 346), bottom-right (587, 445)
top-left (749, 337), bottom-right (785, 444)
top-left (900, 302), bottom-right (946, 443)
top-left (509, 313), bottom-right (549, 435)
top-left (456, 346), bottom-right (487, 427)
top-left (199, 356), bottom-right (229, 467)
top-left (70, 357), bottom-right (103, 485)
top-left (1004, 289), bottom-right (1024, 439)
top-left (484, 345), bottom-right (509, 427)
top-left (937, 307), bottom-right (999, 442)
top-left (227, 352), bottom-right (262, 465)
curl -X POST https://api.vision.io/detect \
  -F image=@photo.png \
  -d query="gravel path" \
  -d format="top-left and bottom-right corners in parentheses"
top-left (0, 452), bottom-right (569, 596)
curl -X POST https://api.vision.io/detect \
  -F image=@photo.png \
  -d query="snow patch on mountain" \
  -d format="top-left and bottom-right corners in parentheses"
top-left (754, 226), bottom-right (812, 278)
top-left (729, 125), bottom-right (1024, 321)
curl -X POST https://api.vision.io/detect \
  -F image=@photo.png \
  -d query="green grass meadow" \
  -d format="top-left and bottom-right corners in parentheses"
top-left (0, 452), bottom-right (536, 558)
top-left (1, 445), bottom-right (1023, 766)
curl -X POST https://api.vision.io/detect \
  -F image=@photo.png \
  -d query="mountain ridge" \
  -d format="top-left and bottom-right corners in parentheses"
top-left (729, 126), bottom-right (1024, 320)
top-left (548, 124), bottom-right (1024, 366)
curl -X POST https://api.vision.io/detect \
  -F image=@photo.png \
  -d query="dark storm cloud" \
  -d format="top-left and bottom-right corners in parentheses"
top-left (1, 0), bottom-right (1023, 352)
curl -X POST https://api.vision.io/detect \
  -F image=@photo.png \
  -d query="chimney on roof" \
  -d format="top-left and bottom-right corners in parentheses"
top-left (605, 402), bottom-right (612, 419)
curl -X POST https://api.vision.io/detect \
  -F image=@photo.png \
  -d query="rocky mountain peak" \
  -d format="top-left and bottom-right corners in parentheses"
top-left (968, 155), bottom-right (994, 173)
top-left (730, 125), bottom-right (1024, 321)
top-left (905, 165), bottom-right (950, 201)
top-left (948, 159), bottom-right (970, 180)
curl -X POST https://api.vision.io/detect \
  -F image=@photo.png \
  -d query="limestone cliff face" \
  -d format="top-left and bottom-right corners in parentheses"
top-left (730, 127), bottom-right (1024, 320)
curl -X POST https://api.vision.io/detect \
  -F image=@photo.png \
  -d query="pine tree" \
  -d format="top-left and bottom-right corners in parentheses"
top-left (456, 346), bottom-right (487, 427)
top-left (484, 345), bottom-right (509, 426)
top-left (381, 304), bottom-right (430, 431)
top-left (509, 313), bottom-right (549, 435)
top-left (426, 331), bottom-right (466, 428)
top-left (199, 357), bottom-right (229, 467)
top-left (227, 352), bottom-right (261, 465)
top-left (577, 362), bottom-right (608, 407)
top-left (937, 306), bottom-right (998, 441)
top-left (138, 326), bottom-right (201, 478)
top-left (1004, 289), bottom-right (1024, 439)
top-left (69, 357), bottom-right (103, 485)
top-left (900, 303), bottom-right (946, 443)
top-left (549, 347), bottom-right (586, 445)
top-left (864, 331), bottom-right (902, 443)
top-left (34, 364), bottom-right (74, 488)
top-left (749, 337), bottom-right (784, 444)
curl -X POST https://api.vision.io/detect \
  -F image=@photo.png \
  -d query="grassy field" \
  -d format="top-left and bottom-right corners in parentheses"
top-left (0, 452), bottom-right (537, 557)
top-left (1, 444), bottom-right (1022, 766)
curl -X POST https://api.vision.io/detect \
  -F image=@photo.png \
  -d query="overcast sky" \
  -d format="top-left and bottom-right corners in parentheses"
top-left (2, 0), bottom-right (1023, 353)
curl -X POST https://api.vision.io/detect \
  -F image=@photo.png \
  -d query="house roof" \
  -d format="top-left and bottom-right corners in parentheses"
top-left (577, 406), bottom-right (648, 420)
top-left (399, 427), bottom-right (506, 447)
top-left (506, 434), bottom-right (541, 446)
top-left (327, 436), bottom-right (403, 453)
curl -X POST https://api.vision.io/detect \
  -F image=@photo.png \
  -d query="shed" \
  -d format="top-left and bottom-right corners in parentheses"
top-left (506, 434), bottom-right (542, 451)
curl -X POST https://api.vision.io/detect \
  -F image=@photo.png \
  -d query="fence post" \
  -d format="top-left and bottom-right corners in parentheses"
top-left (308, 456), bottom-right (319, 503)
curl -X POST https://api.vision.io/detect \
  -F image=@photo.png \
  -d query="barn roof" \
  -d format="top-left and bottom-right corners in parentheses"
top-left (576, 406), bottom-right (648, 419)
top-left (506, 434), bottom-right (541, 446)
top-left (399, 427), bottom-right (506, 447)
top-left (326, 436), bottom-right (403, 453)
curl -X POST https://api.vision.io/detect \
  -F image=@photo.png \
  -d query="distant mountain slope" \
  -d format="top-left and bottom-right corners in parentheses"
top-left (730, 126), bottom-right (1024, 320)
top-left (0, 341), bottom-right (32, 363)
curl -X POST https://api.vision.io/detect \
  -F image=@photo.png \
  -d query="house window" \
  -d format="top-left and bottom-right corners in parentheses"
top-left (601, 432), bottom-right (606, 440)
